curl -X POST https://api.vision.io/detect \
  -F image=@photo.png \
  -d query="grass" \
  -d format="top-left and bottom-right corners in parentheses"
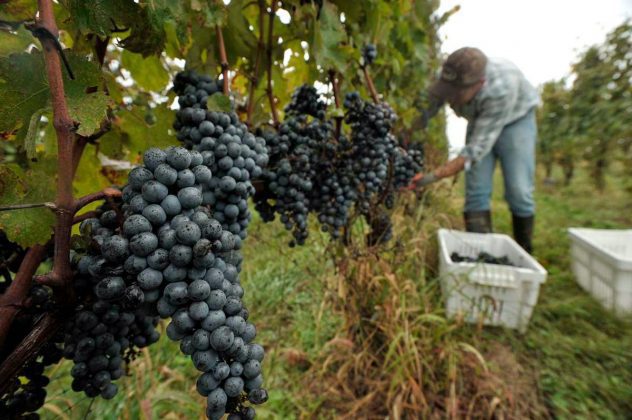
top-left (453, 162), bottom-right (632, 419)
top-left (39, 162), bottom-right (632, 419)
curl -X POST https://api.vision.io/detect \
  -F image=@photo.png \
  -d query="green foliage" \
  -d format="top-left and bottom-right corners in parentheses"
top-left (538, 20), bottom-right (632, 190)
top-left (0, 51), bottom-right (110, 147)
top-left (120, 50), bottom-right (169, 92)
top-left (0, 162), bottom-right (56, 247)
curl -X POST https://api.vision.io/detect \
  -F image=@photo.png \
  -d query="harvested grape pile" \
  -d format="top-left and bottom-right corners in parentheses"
top-left (450, 252), bottom-right (515, 267)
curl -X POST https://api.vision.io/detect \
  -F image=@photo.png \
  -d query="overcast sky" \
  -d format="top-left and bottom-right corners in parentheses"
top-left (436, 0), bottom-right (632, 152)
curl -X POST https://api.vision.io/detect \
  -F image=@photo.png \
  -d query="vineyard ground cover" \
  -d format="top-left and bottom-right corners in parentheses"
top-left (38, 164), bottom-right (632, 418)
top-left (455, 161), bottom-right (632, 418)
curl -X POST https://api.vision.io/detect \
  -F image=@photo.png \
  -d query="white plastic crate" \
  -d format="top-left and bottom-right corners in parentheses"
top-left (568, 228), bottom-right (632, 315)
top-left (437, 229), bottom-right (547, 332)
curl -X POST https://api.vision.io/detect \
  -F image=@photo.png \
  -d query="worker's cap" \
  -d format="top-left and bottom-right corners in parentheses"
top-left (429, 47), bottom-right (487, 101)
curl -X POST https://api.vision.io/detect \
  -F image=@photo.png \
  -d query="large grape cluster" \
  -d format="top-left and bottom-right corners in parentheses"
top-left (64, 203), bottom-right (161, 400)
top-left (343, 92), bottom-right (399, 212)
top-left (118, 145), bottom-right (268, 419)
top-left (253, 86), bottom-right (425, 246)
top-left (172, 70), bottom-right (269, 243)
top-left (254, 85), bottom-right (355, 245)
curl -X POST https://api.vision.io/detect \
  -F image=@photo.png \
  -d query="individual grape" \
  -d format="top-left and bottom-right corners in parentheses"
top-left (169, 244), bottom-right (193, 267)
top-left (147, 248), bottom-right (170, 270)
top-left (129, 232), bottom-right (159, 257)
top-left (210, 326), bottom-right (234, 352)
top-left (154, 163), bottom-right (178, 186)
top-left (142, 204), bottom-right (167, 226)
top-left (177, 169), bottom-right (196, 188)
top-left (176, 221), bottom-right (202, 246)
top-left (189, 301), bottom-right (210, 321)
top-left (123, 214), bottom-right (153, 237)
top-left (177, 187), bottom-right (203, 209)
top-left (142, 180), bottom-right (169, 203)
top-left (95, 277), bottom-right (126, 300)
top-left (166, 146), bottom-right (193, 170)
top-left (137, 268), bottom-right (163, 290)
top-left (188, 279), bottom-right (211, 301)
top-left (101, 235), bottom-right (129, 263)
top-left (128, 167), bottom-right (154, 190)
top-left (143, 148), bottom-right (167, 171)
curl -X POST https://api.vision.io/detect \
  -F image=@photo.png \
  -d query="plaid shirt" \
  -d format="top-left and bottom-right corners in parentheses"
top-left (451, 58), bottom-right (539, 165)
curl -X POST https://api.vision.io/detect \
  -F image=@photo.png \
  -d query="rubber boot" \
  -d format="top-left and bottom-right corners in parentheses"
top-left (512, 214), bottom-right (534, 254)
top-left (463, 210), bottom-right (493, 233)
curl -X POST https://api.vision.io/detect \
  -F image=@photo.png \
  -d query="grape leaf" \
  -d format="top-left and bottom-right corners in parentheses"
top-left (310, 3), bottom-right (349, 72)
top-left (0, 26), bottom-right (35, 57)
top-left (0, 0), bottom-right (37, 21)
top-left (120, 50), bottom-right (169, 92)
top-left (0, 162), bottom-right (56, 247)
top-left (0, 51), bottom-right (110, 147)
top-left (207, 94), bottom-right (232, 113)
top-left (113, 104), bottom-right (178, 162)
top-left (62, 0), bottom-right (136, 36)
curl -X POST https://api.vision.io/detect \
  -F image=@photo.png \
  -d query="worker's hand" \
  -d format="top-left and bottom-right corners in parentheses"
top-left (403, 172), bottom-right (438, 191)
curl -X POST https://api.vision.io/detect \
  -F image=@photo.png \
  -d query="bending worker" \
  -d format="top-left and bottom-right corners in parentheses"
top-left (408, 47), bottom-right (539, 253)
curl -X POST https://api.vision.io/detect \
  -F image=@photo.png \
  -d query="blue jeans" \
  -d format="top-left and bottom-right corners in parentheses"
top-left (464, 108), bottom-right (536, 217)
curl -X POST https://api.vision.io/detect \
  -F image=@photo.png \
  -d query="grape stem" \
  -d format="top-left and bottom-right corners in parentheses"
top-left (328, 69), bottom-right (343, 140)
top-left (0, 202), bottom-right (57, 212)
top-left (0, 245), bottom-right (48, 351)
top-left (266, 0), bottom-right (280, 126)
top-left (73, 210), bottom-right (99, 225)
top-left (74, 187), bottom-right (122, 212)
top-left (362, 65), bottom-right (379, 104)
top-left (216, 25), bottom-right (230, 95)
top-left (246, 0), bottom-right (267, 126)
top-left (0, 313), bottom-right (63, 397)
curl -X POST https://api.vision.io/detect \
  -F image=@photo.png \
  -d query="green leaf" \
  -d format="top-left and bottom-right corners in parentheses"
top-left (206, 94), bottom-right (232, 113)
top-left (310, 3), bottom-right (349, 72)
top-left (114, 104), bottom-right (178, 162)
top-left (0, 163), bottom-right (56, 247)
top-left (0, 0), bottom-right (37, 21)
top-left (0, 27), bottom-right (35, 57)
top-left (62, 0), bottom-right (137, 36)
top-left (120, 50), bottom-right (169, 92)
top-left (0, 51), bottom-right (110, 145)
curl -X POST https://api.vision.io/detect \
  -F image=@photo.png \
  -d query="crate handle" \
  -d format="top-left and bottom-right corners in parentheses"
top-left (468, 268), bottom-right (518, 288)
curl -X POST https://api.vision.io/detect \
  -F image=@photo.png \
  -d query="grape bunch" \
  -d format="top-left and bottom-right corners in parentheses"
top-left (343, 91), bottom-right (399, 212)
top-left (0, 339), bottom-right (64, 420)
top-left (362, 43), bottom-right (378, 65)
top-left (253, 85), bottom-right (425, 246)
top-left (393, 143), bottom-right (424, 191)
top-left (255, 85), bottom-right (349, 245)
top-left (172, 70), bottom-right (269, 243)
top-left (63, 202), bottom-right (161, 400)
top-left (118, 142), bottom-right (268, 419)
top-left (0, 233), bottom-right (63, 420)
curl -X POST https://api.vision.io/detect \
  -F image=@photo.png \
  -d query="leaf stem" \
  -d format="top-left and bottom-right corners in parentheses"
top-left (266, 0), bottom-right (279, 126)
